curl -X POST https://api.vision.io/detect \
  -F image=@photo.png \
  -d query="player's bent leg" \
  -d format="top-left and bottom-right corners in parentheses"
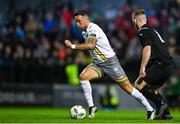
top-left (154, 89), bottom-right (172, 120)
top-left (115, 76), bottom-right (155, 119)
top-left (116, 76), bottom-right (133, 94)
top-left (135, 80), bottom-right (169, 119)
top-left (79, 66), bottom-right (102, 119)
top-left (79, 66), bottom-right (103, 81)
top-left (136, 80), bottom-right (172, 120)
top-left (154, 88), bottom-right (172, 120)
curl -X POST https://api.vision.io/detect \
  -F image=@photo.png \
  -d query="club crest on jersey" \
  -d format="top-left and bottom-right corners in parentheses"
top-left (89, 33), bottom-right (96, 37)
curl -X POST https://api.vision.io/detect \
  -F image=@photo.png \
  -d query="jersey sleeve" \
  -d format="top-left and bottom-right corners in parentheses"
top-left (139, 29), bottom-right (151, 47)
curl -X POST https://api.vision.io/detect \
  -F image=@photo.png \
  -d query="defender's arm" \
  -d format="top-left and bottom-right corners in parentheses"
top-left (139, 45), bottom-right (151, 77)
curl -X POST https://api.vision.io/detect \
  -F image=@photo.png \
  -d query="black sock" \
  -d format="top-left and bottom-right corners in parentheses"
top-left (140, 85), bottom-right (165, 108)
top-left (157, 93), bottom-right (171, 115)
top-left (164, 107), bottom-right (171, 115)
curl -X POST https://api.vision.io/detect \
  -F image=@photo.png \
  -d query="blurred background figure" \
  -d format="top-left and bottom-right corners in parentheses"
top-left (100, 85), bottom-right (119, 109)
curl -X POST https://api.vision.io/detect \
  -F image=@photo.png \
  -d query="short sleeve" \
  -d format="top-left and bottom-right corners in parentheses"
top-left (139, 29), bottom-right (151, 47)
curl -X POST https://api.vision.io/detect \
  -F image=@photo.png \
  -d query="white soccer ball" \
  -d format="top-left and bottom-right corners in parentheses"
top-left (70, 105), bottom-right (86, 119)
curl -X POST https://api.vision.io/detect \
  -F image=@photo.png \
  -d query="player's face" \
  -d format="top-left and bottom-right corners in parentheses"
top-left (75, 15), bottom-right (88, 31)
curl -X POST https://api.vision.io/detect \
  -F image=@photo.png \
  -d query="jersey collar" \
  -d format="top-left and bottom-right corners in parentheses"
top-left (142, 24), bottom-right (148, 28)
top-left (86, 22), bottom-right (92, 32)
top-left (139, 24), bottom-right (149, 32)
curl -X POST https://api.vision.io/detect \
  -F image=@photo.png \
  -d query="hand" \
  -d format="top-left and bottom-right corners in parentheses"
top-left (64, 39), bottom-right (72, 48)
top-left (139, 66), bottom-right (146, 78)
top-left (135, 76), bottom-right (143, 85)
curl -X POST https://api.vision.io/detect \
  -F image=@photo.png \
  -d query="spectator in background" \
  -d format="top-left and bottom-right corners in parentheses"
top-left (25, 14), bottom-right (37, 40)
top-left (15, 24), bottom-right (25, 41)
top-left (44, 11), bottom-right (56, 34)
top-left (54, 40), bottom-right (67, 65)
top-left (166, 76), bottom-right (180, 108)
top-left (104, 3), bottom-right (117, 21)
top-left (60, 5), bottom-right (73, 28)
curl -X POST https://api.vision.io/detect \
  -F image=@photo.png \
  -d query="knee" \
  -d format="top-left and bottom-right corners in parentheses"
top-left (134, 77), bottom-right (144, 90)
top-left (120, 82), bottom-right (133, 94)
top-left (134, 82), bottom-right (139, 89)
top-left (135, 82), bottom-right (145, 90)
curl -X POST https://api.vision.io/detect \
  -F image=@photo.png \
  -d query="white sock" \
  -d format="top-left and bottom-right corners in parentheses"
top-left (80, 80), bottom-right (94, 107)
top-left (131, 88), bottom-right (153, 111)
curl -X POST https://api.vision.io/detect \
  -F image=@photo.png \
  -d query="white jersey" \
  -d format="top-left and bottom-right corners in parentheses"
top-left (82, 22), bottom-right (115, 63)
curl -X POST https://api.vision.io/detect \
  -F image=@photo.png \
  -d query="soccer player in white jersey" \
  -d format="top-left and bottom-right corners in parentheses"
top-left (64, 10), bottom-right (155, 119)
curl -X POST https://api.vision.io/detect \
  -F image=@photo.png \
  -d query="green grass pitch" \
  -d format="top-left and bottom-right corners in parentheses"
top-left (0, 107), bottom-right (179, 123)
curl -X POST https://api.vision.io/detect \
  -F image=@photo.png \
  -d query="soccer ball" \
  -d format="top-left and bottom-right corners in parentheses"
top-left (70, 105), bottom-right (86, 119)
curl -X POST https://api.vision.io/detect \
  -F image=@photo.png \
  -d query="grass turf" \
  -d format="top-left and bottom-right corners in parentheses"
top-left (0, 107), bottom-right (179, 123)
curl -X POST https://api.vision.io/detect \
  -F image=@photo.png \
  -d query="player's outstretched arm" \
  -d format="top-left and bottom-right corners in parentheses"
top-left (64, 37), bottom-right (96, 50)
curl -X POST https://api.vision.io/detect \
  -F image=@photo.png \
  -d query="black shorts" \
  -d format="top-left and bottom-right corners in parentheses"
top-left (144, 63), bottom-right (174, 88)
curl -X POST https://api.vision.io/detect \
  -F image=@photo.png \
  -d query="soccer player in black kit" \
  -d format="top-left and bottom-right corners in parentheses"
top-left (132, 9), bottom-right (174, 120)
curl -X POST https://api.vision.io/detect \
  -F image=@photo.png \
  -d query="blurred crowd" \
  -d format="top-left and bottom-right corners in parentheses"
top-left (0, 0), bottom-right (179, 105)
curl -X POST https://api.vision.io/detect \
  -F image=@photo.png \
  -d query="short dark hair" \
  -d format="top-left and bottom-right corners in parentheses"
top-left (74, 10), bottom-right (89, 17)
top-left (132, 9), bottom-right (146, 17)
